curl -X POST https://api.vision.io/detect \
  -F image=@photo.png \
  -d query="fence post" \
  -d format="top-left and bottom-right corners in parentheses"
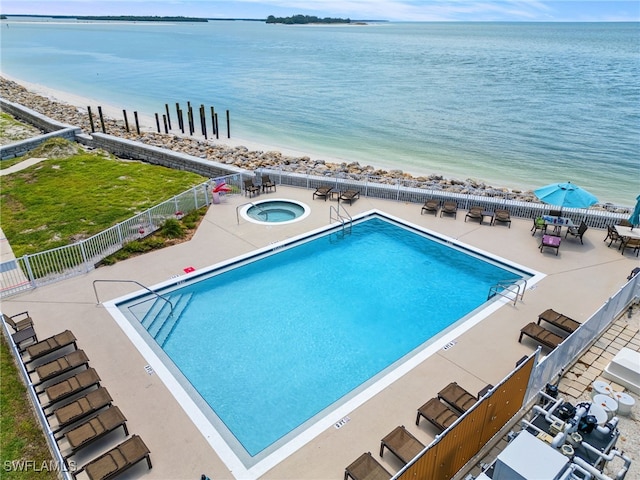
top-left (79, 240), bottom-right (90, 273)
top-left (22, 255), bottom-right (37, 288)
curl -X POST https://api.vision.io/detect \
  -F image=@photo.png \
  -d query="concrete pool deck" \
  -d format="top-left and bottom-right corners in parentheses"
top-left (2, 186), bottom-right (638, 480)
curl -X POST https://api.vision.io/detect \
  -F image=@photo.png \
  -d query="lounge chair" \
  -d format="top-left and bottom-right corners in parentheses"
top-left (437, 382), bottom-right (477, 413)
top-left (464, 206), bottom-right (483, 223)
top-left (40, 368), bottom-right (101, 409)
top-left (2, 311), bottom-right (34, 332)
top-left (24, 330), bottom-right (77, 363)
top-left (540, 234), bottom-right (561, 255)
top-left (565, 221), bottom-right (588, 244)
top-left (620, 237), bottom-right (640, 257)
top-left (62, 406), bottom-right (128, 458)
top-left (537, 309), bottom-right (580, 334)
top-left (261, 175), bottom-right (276, 193)
top-left (440, 201), bottom-right (458, 218)
top-left (32, 350), bottom-right (89, 385)
top-left (12, 326), bottom-right (38, 352)
top-left (531, 217), bottom-right (547, 236)
top-left (416, 397), bottom-right (459, 431)
top-left (421, 199), bottom-right (439, 216)
top-left (493, 209), bottom-right (511, 228)
top-left (339, 189), bottom-right (360, 205)
top-left (628, 267), bottom-right (640, 280)
top-left (313, 185), bottom-right (333, 201)
top-left (604, 225), bottom-right (622, 248)
top-left (519, 322), bottom-right (564, 350)
top-left (380, 425), bottom-right (424, 465)
top-left (49, 387), bottom-right (113, 432)
top-left (344, 452), bottom-right (391, 480)
top-left (243, 179), bottom-right (260, 197)
top-left (73, 434), bottom-right (152, 480)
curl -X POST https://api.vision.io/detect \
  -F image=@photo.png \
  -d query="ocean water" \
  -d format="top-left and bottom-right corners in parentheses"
top-left (1, 18), bottom-right (638, 206)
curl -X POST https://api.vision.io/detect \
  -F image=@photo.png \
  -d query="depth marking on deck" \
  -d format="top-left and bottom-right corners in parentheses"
top-left (442, 341), bottom-right (458, 351)
top-left (334, 416), bottom-right (351, 429)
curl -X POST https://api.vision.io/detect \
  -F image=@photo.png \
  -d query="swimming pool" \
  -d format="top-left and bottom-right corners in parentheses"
top-left (110, 212), bottom-right (536, 473)
top-left (241, 199), bottom-right (310, 224)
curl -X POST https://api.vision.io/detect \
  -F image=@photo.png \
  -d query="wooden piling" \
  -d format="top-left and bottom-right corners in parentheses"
top-left (163, 114), bottom-right (169, 134)
top-left (97, 106), bottom-right (106, 133)
top-left (214, 113), bottom-right (219, 139)
top-left (155, 113), bottom-right (161, 133)
top-left (178, 108), bottom-right (184, 134)
top-left (226, 110), bottom-right (230, 138)
top-left (123, 110), bottom-right (129, 132)
top-left (134, 111), bottom-right (140, 135)
top-left (200, 105), bottom-right (207, 138)
top-left (165, 104), bottom-right (172, 130)
top-left (188, 103), bottom-right (194, 135)
top-left (210, 106), bottom-right (216, 136)
top-left (87, 106), bottom-right (95, 133)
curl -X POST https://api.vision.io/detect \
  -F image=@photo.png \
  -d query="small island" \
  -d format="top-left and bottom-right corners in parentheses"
top-left (266, 15), bottom-right (351, 25)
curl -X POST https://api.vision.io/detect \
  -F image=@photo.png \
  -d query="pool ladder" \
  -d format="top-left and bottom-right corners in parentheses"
top-left (236, 201), bottom-right (268, 224)
top-left (330, 204), bottom-right (352, 235)
top-left (488, 278), bottom-right (527, 306)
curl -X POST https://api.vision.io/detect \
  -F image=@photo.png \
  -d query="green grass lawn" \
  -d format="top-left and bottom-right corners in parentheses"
top-left (0, 334), bottom-right (59, 480)
top-left (1, 139), bottom-right (207, 257)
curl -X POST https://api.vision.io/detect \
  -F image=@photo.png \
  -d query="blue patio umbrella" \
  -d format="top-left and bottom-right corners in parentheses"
top-left (533, 182), bottom-right (598, 209)
top-left (629, 194), bottom-right (640, 227)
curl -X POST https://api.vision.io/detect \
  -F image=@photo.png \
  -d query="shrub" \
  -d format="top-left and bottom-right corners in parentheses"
top-left (161, 218), bottom-right (186, 239)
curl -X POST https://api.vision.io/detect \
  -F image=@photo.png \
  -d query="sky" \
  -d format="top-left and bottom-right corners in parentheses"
top-left (2, 1), bottom-right (639, 22)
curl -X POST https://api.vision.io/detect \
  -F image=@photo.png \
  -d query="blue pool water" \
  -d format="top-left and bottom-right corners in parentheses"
top-left (121, 215), bottom-right (526, 459)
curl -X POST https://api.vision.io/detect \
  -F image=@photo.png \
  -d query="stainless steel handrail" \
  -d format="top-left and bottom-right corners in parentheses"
top-left (92, 279), bottom-right (174, 316)
top-left (236, 201), bottom-right (268, 224)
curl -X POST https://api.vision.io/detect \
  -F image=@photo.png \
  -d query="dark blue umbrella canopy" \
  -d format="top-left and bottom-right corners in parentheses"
top-left (534, 182), bottom-right (598, 209)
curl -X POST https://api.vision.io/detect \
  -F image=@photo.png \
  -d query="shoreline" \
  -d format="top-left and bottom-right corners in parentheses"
top-left (0, 74), bottom-right (631, 209)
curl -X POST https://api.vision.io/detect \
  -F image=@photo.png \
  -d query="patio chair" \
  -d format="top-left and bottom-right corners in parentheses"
top-left (24, 330), bottom-right (77, 364)
top-left (2, 311), bottom-right (34, 332)
top-left (604, 225), bottom-right (622, 248)
top-left (493, 209), bottom-right (511, 228)
top-left (62, 406), bottom-right (128, 458)
top-left (531, 217), bottom-right (547, 236)
top-left (420, 199), bottom-right (439, 216)
top-left (537, 308), bottom-right (580, 334)
top-left (73, 434), bottom-right (152, 480)
top-left (416, 397), bottom-right (459, 431)
top-left (620, 237), bottom-right (640, 257)
top-left (565, 221), bottom-right (588, 244)
top-left (437, 382), bottom-right (478, 413)
top-left (379, 425), bottom-right (425, 465)
top-left (518, 322), bottom-right (564, 350)
top-left (440, 201), bottom-right (458, 218)
top-left (540, 234), bottom-right (561, 255)
top-left (344, 452), bottom-right (391, 480)
top-left (261, 175), bottom-right (276, 193)
top-left (243, 179), bottom-right (260, 197)
top-left (339, 189), bottom-right (360, 205)
top-left (313, 185), bottom-right (333, 201)
top-left (40, 368), bottom-right (101, 409)
top-left (48, 387), bottom-right (113, 432)
top-left (549, 209), bottom-right (562, 217)
top-left (464, 206), bottom-right (483, 223)
top-left (32, 350), bottom-right (90, 386)
top-left (628, 267), bottom-right (640, 280)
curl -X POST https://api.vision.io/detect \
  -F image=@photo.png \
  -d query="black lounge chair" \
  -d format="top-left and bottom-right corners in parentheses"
top-left (540, 234), bottom-right (561, 255)
top-left (565, 221), bottom-right (588, 244)
top-left (62, 406), bottom-right (128, 458)
top-left (313, 185), bottom-right (333, 201)
top-left (261, 175), bottom-right (276, 193)
top-left (537, 309), bottom-right (580, 334)
top-left (438, 382), bottom-right (478, 413)
top-left (421, 199), bottom-right (439, 216)
top-left (493, 209), bottom-right (511, 228)
top-left (48, 387), bottom-right (113, 432)
top-left (2, 311), bottom-right (34, 332)
top-left (440, 201), bottom-right (458, 218)
top-left (32, 350), bottom-right (89, 385)
top-left (339, 189), bottom-right (360, 205)
top-left (519, 322), bottom-right (564, 350)
top-left (416, 397), bottom-right (459, 431)
top-left (24, 330), bottom-right (77, 363)
top-left (40, 368), bottom-right (101, 409)
top-left (243, 179), bottom-right (260, 197)
top-left (73, 434), bottom-right (152, 480)
top-left (464, 206), bottom-right (483, 223)
top-left (380, 425), bottom-right (424, 465)
top-left (344, 452), bottom-right (391, 480)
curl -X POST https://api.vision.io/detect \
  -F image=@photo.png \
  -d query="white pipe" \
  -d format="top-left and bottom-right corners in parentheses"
top-left (596, 417), bottom-right (619, 436)
top-left (557, 463), bottom-right (593, 480)
top-left (572, 455), bottom-right (630, 480)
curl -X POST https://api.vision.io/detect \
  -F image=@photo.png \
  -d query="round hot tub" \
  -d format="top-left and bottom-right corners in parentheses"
top-left (240, 199), bottom-right (310, 225)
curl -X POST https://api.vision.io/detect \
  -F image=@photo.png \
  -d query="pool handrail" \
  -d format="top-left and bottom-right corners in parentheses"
top-left (236, 201), bottom-right (269, 224)
top-left (92, 279), bottom-right (174, 316)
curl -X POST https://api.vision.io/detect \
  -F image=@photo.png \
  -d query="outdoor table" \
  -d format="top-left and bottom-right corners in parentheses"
top-left (481, 211), bottom-right (494, 225)
top-left (543, 215), bottom-right (574, 235)
top-left (614, 225), bottom-right (640, 241)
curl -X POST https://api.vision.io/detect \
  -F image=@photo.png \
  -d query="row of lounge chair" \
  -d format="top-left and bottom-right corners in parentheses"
top-left (420, 200), bottom-right (512, 227)
top-left (312, 186), bottom-right (360, 204)
top-left (3, 314), bottom-right (152, 480)
top-left (243, 175), bottom-right (276, 197)
top-left (345, 381), bottom-right (489, 480)
top-left (518, 308), bottom-right (581, 351)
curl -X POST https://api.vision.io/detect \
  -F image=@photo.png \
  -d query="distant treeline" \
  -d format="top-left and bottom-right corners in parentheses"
top-left (266, 15), bottom-right (350, 25)
top-left (74, 16), bottom-right (208, 22)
